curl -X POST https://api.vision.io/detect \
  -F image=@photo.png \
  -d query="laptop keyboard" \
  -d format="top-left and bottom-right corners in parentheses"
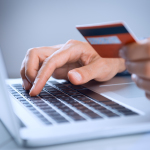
top-left (7, 81), bottom-right (138, 125)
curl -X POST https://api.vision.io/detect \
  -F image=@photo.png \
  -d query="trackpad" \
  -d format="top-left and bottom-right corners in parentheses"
top-left (105, 83), bottom-right (145, 98)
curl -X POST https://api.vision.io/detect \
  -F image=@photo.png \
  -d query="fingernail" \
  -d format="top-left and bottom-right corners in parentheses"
top-left (70, 71), bottom-right (82, 81)
top-left (131, 74), bottom-right (138, 82)
top-left (119, 46), bottom-right (126, 58)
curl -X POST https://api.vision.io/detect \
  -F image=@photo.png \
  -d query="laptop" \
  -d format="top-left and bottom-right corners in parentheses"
top-left (1, 49), bottom-right (150, 147)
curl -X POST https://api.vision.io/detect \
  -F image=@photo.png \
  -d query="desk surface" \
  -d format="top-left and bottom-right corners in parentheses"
top-left (1, 121), bottom-right (150, 150)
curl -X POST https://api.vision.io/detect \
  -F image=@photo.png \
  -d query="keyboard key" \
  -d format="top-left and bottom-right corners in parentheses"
top-left (86, 112), bottom-right (102, 119)
top-left (117, 109), bottom-right (133, 113)
top-left (15, 96), bottom-right (24, 99)
top-left (45, 88), bottom-right (58, 92)
top-left (30, 100), bottom-right (44, 104)
top-left (123, 112), bottom-right (138, 116)
top-left (42, 109), bottom-right (57, 113)
top-left (61, 90), bottom-right (80, 96)
top-left (117, 109), bottom-right (138, 116)
top-left (58, 86), bottom-right (72, 91)
top-left (23, 103), bottom-right (33, 107)
top-left (108, 105), bottom-right (124, 109)
top-left (74, 105), bottom-right (88, 110)
top-left (47, 113), bottom-right (69, 123)
top-left (38, 105), bottom-right (51, 109)
top-left (56, 95), bottom-right (71, 100)
top-left (18, 98), bottom-right (27, 102)
top-left (105, 113), bottom-right (119, 117)
top-left (46, 99), bottom-right (60, 104)
top-left (61, 81), bottom-right (71, 84)
top-left (68, 85), bottom-right (87, 90)
top-left (46, 112), bottom-right (61, 117)
top-left (93, 105), bottom-right (107, 111)
top-left (40, 95), bottom-right (54, 98)
top-left (52, 103), bottom-right (64, 107)
top-left (99, 109), bottom-right (113, 114)
top-left (72, 95), bottom-right (88, 101)
top-left (10, 91), bottom-right (17, 94)
top-left (34, 103), bottom-right (48, 107)
top-left (54, 84), bottom-right (67, 87)
top-left (20, 101), bottom-right (29, 105)
top-left (66, 100), bottom-right (78, 104)
top-left (40, 118), bottom-right (52, 125)
top-left (49, 91), bottom-right (64, 96)
top-left (28, 107), bottom-right (37, 111)
top-left (28, 97), bottom-right (41, 100)
top-left (12, 84), bottom-right (22, 87)
top-left (77, 107), bottom-right (103, 119)
top-left (56, 94), bottom-right (69, 98)
top-left (71, 116), bottom-right (85, 121)
top-left (48, 81), bottom-right (60, 85)
top-left (32, 110), bottom-right (40, 114)
top-left (81, 100), bottom-right (94, 104)
top-left (13, 93), bottom-right (20, 96)
top-left (77, 89), bottom-right (110, 102)
top-left (86, 102), bottom-right (100, 107)
top-left (55, 119), bottom-right (69, 123)
top-left (101, 101), bottom-right (118, 106)
top-left (43, 97), bottom-right (57, 101)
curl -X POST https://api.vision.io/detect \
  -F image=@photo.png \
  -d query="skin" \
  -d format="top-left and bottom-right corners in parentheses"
top-left (20, 40), bottom-right (126, 96)
top-left (119, 38), bottom-right (150, 99)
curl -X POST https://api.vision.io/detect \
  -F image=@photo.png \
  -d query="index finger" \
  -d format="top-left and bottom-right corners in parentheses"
top-left (119, 38), bottom-right (150, 61)
top-left (29, 40), bottom-right (84, 96)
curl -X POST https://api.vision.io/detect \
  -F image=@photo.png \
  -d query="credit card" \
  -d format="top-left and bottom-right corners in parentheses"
top-left (76, 22), bottom-right (137, 58)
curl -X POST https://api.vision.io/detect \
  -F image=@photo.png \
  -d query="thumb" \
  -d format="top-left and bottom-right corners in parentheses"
top-left (68, 62), bottom-right (97, 85)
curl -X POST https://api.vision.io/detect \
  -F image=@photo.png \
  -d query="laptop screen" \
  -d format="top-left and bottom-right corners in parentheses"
top-left (0, 49), bottom-right (21, 143)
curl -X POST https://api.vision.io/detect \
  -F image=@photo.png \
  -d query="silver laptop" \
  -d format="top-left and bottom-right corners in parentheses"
top-left (1, 49), bottom-right (150, 147)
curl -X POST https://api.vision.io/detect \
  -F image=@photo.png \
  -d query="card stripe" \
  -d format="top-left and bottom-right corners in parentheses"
top-left (78, 26), bottom-right (128, 36)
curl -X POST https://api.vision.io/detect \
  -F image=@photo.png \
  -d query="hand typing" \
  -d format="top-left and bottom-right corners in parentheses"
top-left (21, 40), bottom-right (126, 96)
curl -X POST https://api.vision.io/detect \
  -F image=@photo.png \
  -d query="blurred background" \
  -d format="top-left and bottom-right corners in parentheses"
top-left (0, 0), bottom-right (150, 78)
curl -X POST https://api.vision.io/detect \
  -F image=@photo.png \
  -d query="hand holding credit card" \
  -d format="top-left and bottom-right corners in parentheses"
top-left (76, 22), bottom-right (137, 58)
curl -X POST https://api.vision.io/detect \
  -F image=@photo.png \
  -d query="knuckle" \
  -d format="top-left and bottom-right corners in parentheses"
top-left (26, 48), bottom-right (37, 57)
top-left (66, 39), bottom-right (77, 45)
top-left (44, 56), bottom-right (56, 70)
top-left (43, 57), bottom-right (49, 63)
top-left (43, 57), bottom-right (52, 66)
